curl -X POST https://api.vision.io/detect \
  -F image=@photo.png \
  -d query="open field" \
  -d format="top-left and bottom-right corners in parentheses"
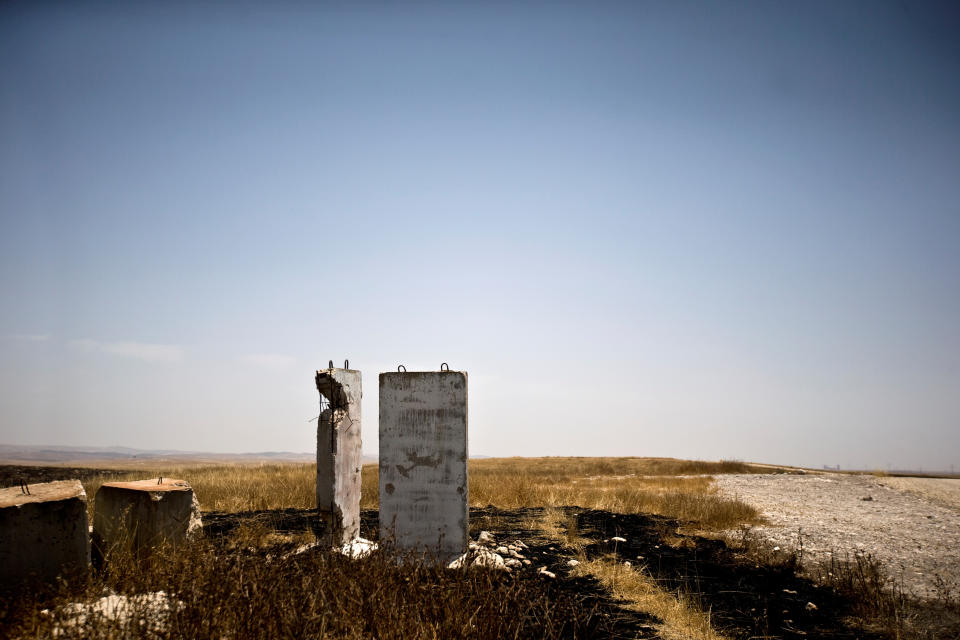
top-left (2, 458), bottom-right (958, 639)
top-left (4, 457), bottom-right (776, 525)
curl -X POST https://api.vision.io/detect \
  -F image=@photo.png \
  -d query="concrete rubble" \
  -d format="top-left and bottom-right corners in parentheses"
top-left (446, 531), bottom-right (545, 574)
top-left (0, 479), bottom-right (90, 588)
top-left (286, 536), bottom-right (378, 560)
top-left (42, 590), bottom-right (182, 637)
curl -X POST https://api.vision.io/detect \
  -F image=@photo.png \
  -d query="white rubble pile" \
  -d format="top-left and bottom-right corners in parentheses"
top-left (286, 536), bottom-right (378, 559)
top-left (446, 531), bottom-right (546, 575)
top-left (43, 591), bottom-right (182, 637)
top-left (340, 537), bottom-right (377, 559)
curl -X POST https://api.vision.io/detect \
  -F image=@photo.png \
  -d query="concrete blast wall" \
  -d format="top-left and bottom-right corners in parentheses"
top-left (379, 370), bottom-right (468, 559)
top-left (316, 367), bottom-right (362, 544)
top-left (0, 480), bottom-right (90, 588)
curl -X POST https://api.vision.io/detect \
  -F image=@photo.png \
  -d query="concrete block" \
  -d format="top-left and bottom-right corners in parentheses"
top-left (93, 478), bottom-right (201, 557)
top-left (379, 369), bottom-right (468, 560)
top-left (315, 366), bottom-right (362, 545)
top-left (0, 480), bottom-right (90, 588)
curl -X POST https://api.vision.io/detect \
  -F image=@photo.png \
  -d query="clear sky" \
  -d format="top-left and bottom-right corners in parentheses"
top-left (2, 2), bottom-right (958, 470)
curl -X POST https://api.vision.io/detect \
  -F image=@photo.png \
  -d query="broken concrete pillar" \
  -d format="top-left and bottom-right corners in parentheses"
top-left (0, 480), bottom-right (90, 588)
top-left (93, 478), bottom-right (201, 557)
top-left (379, 368), bottom-right (468, 560)
top-left (315, 365), bottom-right (362, 545)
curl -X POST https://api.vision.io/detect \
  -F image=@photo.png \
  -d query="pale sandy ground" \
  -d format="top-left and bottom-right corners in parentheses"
top-left (713, 473), bottom-right (960, 600)
top-left (875, 476), bottom-right (960, 511)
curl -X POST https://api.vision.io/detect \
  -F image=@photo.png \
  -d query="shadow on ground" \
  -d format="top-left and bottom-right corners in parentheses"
top-left (203, 506), bottom-right (886, 640)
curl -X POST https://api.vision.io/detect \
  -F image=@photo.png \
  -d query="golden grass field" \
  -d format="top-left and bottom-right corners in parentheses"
top-left (5, 456), bottom-right (949, 640)
top-left (59, 456), bottom-right (772, 640)
top-left (77, 456), bottom-right (771, 529)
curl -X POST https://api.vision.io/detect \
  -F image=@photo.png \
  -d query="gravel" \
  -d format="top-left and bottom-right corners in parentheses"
top-left (713, 473), bottom-right (960, 600)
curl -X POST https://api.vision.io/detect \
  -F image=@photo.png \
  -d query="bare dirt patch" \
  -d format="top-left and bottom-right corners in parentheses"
top-left (876, 477), bottom-right (960, 511)
top-left (713, 473), bottom-right (960, 600)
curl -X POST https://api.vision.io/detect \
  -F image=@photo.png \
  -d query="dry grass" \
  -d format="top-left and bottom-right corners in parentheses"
top-left (572, 558), bottom-right (729, 640)
top-left (75, 457), bottom-right (763, 528)
top-left (468, 457), bottom-right (764, 529)
top-left (80, 462), bottom-right (378, 517)
top-left (534, 507), bottom-right (591, 555)
top-left (471, 456), bottom-right (772, 478)
top-left (532, 509), bottom-right (729, 640)
top-left (1, 531), bottom-right (616, 640)
top-left (81, 463), bottom-right (317, 516)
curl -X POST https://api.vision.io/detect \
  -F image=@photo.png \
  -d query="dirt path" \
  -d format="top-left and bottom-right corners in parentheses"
top-left (712, 473), bottom-right (960, 600)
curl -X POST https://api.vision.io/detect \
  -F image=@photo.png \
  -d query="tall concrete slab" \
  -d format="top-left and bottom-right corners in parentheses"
top-left (379, 369), bottom-right (468, 559)
top-left (0, 480), bottom-right (90, 588)
top-left (93, 478), bottom-right (202, 558)
top-left (315, 366), bottom-right (362, 545)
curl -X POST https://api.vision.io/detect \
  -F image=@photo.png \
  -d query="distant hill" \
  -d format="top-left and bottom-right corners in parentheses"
top-left (0, 444), bottom-right (500, 466)
top-left (0, 443), bottom-right (348, 465)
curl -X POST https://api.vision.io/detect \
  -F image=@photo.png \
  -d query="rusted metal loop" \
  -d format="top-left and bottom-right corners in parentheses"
top-left (440, 362), bottom-right (449, 371)
top-left (398, 364), bottom-right (407, 372)
top-left (344, 359), bottom-right (349, 369)
top-left (328, 360), bottom-right (334, 369)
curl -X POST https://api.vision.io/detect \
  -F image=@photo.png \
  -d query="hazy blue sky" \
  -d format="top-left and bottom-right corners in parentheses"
top-left (2, 2), bottom-right (958, 470)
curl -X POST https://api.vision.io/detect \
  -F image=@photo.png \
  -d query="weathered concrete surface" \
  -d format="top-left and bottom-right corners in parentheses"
top-left (0, 480), bottom-right (89, 587)
top-left (379, 370), bottom-right (468, 559)
top-left (316, 367), bottom-right (362, 545)
top-left (93, 478), bottom-right (201, 557)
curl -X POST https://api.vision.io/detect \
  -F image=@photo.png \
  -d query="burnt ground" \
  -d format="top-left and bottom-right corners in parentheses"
top-left (203, 506), bottom-right (886, 640)
top-left (0, 464), bottom-right (128, 487)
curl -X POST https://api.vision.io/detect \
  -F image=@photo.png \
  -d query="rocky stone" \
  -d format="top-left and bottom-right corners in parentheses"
top-left (472, 548), bottom-right (506, 569)
top-left (477, 531), bottom-right (495, 544)
top-left (446, 552), bottom-right (468, 569)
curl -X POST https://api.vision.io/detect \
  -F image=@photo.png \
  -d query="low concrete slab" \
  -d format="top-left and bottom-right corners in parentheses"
top-left (93, 478), bottom-right (201, 557)
top-left (0, 479), bottom-right (90, 588)
top-left (379, 369), bottom-right (468, 560)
